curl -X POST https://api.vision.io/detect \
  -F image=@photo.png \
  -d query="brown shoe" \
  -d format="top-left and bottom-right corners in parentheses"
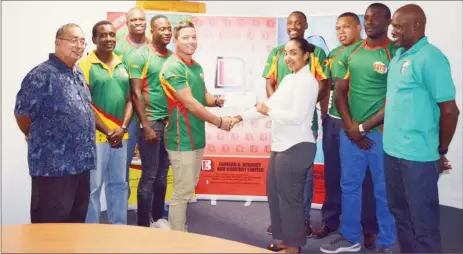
top-left (363, 232), bottom-right (378, 249)
top-left (304, 219), bottom-right (313, 237)
top-left (312, 223), bottom-right (336, 239)
top-left (267, 224), bottom-right (272, 235)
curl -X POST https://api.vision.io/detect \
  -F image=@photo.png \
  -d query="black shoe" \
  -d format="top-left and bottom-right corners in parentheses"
top-left (304, 219), bottom-right (313, 238)
top-left (313, 223), bottom-right (337, 239)
top-left (363, 232), bottom-right (378, 249)
top-left (267, 224), bottom-right (272, 235)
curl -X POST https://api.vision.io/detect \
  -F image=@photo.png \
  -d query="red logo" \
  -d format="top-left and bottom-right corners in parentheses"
top-left (373, 61), bottom-right (387, 74)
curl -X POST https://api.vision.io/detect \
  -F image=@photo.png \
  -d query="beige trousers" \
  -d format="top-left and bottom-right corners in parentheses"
top-left (167, 148), bottom-right (204, 231)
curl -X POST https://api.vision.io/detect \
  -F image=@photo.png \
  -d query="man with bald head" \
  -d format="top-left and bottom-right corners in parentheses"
top-left (263, 10), bottom-right (331, 238)
top-left (114, 7), bottom-right (150, 201)
top-left (321, 3), bottom-right (397, 253)
top-left (384, 4), bottom-right (460, 253)
top-left (14, 23), bottom-right (114, 223)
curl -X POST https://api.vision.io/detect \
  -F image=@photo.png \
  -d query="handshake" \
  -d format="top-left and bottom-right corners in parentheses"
top-left (216, 115), bottom-right (242, 131)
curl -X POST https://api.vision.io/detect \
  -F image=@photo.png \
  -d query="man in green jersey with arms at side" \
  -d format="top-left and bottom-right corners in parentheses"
top-left (114, 7), bottom-right (150, 200)
top-left (160, 21), bottom-right (230, 231)
top-left (128, 15), bottom-right (173, 228)
top-left (313, 12), bottom-right (379, 249)
top-left (79, 20), bottom-right (133, 225)
top-left (262, 10), bottom-right (331, 237)
top-left (321, 3), bottom-right (396, 253)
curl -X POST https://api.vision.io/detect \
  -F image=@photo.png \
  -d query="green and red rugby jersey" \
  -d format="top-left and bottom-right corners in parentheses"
top-left (326, 45), bottom-right (346, 118)
top-left (334, 38), bottom-right (397, 132)
top-left (114, 34), bottom-right (150, 64)
top-left (127, 45), bottom-right (172, 121)
top-left (78, 51), bottom-right (130, 143)
top-left (160, 55), bottom-right (206, 151)
top-left (262, 44), bottom-right (331, 132)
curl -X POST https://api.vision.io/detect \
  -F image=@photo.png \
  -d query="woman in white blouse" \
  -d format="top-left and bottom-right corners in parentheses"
top-left (231, 37), bottom-right (319, 253)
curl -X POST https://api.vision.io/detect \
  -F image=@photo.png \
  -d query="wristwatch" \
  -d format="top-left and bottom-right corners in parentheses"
top-left (438, 146), bottom-right (448, 155)
top-left (121, 125), bottom-right (128, 133)
top-left (358, 124), bottom-right (366, 136)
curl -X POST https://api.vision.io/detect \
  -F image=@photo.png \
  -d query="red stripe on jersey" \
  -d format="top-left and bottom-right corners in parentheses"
top-left (142, 78), bottom-right (152, 120)
top-left (180, 107), bottom-right (195, 151)
top-left (92, 103), bottom-right (123, 126)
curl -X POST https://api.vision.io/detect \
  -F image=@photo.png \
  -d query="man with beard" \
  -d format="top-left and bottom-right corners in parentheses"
top-left (114, 7), bottom-right (150, 200)
top-left (384, 4), bottom-right (459, 253)
top-left (128, 15), bottom-right (173, 227)
top-left (159, 21), bottom-right (230, 231)
top-left (79, 20), bottom-right (133, 224)
top-left (320, 3), bottom-right (397, 253)
top-left (313, 12), bottom-right (379, 250)
top-left (262, 10), bottom-right (331, 238)
top-left (14, 23), bottom-right (109, 223)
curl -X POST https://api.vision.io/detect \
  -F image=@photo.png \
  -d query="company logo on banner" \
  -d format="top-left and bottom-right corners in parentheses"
top-left (108, 11), bottom-right (365, 206)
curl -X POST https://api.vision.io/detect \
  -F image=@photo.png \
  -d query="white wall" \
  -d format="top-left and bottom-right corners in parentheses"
top-left (2, 1), bottom-right (461, 225)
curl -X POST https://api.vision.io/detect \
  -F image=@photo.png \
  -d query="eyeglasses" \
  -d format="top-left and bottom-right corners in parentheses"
top-left (59, 38), bottom-right (87, 47)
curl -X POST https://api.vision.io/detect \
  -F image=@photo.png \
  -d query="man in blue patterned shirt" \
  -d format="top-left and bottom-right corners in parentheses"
top-left (14, 23), bottom-right (117, 223)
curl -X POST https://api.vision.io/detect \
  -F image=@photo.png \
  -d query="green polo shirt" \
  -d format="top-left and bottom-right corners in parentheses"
top-left (78, 51), bottom-right (130, 143)
top-left (384, 37), bottom-right (456, 162)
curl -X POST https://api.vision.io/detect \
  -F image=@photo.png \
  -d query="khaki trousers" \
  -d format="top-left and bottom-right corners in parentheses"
top-left (167, 148), bottom-right (204, 231)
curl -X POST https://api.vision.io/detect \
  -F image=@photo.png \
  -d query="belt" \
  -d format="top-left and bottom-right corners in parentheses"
top-left (157, 117), bottom-right (168, 124)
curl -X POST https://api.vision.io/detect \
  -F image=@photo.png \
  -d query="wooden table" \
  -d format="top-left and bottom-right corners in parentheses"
top-left (2, 224), bottom-right (273, 253)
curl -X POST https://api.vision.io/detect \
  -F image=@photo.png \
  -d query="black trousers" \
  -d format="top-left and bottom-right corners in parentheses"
top-left (267, 142), bottom-right (317, 247)
top-left (30, 170), bottom-right (90, 223)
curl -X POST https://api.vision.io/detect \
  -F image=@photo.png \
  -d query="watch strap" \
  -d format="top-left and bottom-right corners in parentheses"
top-left (438, 146), bottom-right (448, 155)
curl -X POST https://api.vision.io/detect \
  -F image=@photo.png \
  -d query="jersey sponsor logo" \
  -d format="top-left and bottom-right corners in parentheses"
top-left (373, 61), bottom-right (388, 74)
top-left (401, 60), bottom-right (410, 73)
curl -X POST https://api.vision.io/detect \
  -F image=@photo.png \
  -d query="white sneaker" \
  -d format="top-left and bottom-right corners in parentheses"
top-left (154, 219), bottom-right (170, 230)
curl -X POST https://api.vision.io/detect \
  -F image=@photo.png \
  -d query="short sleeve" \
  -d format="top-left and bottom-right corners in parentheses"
top-left (423, 50), bottom-right (456, 103)
top-left (77, 58), bottom-right (91, 88)
top-left (262, 47), bottom-right (278, 80)
top-left (333, 48), bottom-right (350, 80)
top-left (312, 46), bottom-right (331, 80)
top-left (14, 68), bottom-right (48, 119)
top-left (127, 47), bottom-right (148, 79)
top-left (160, 61), bottom-right (188, 92)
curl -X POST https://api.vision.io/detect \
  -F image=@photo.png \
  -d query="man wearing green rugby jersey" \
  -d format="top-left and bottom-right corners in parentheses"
top-left (320, 3), bottom-right (397, 253)
top-left (159, 21), bottom-right (230, 231)
top-left (128, 15), bottom-right (173, 227)
top-left (114, 7), bottom-right (150, 200)
top-left (262, 10), bottom-right (331, 238)
top-left (313, 12), bottom-right (378, 249)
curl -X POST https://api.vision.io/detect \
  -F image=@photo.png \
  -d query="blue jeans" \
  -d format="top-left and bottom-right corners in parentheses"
top-left (384, 153), bottom-right (441, 253)
top-left (126, 119), bottom-right (139, 198)
top-left (321, 115), bottom-right (378, 233)
top-left (137, 120), bottom-right (169, 227)
top-left (86, 140), bottom-right (128, 224)
top-left (303, 130), bottom-right (317, 220)
top-left (339, 131), bottom-right (396, 247)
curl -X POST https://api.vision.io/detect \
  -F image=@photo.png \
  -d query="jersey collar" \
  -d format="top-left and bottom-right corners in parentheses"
top-left (88, 50), bottom-right (123, 72)
top-left (396, 36), bottom-right (429, 58)
top-left (363, 37), bottom-right (391, 50)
